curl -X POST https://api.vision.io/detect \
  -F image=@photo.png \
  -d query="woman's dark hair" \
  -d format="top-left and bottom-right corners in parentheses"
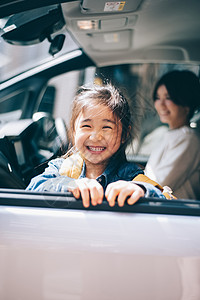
top-left (69, 83), bottom-right (133, 149)
top-left (153, 70), bottom-right (200, 119)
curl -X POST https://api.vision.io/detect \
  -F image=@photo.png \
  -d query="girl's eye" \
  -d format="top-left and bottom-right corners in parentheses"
top-left (81, 124), bottom-right (91, 128)
top-left (103, 126), bottom-right (112, 129)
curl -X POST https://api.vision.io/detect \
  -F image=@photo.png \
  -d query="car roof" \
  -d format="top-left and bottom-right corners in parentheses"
top-left (62, 0), bottom-right (200, 66)
top-left (1, 0), bottom-right (200, 67)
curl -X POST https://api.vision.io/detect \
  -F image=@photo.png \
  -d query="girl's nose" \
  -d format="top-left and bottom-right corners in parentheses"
top-left (89, 130), bottom-right (102, 141)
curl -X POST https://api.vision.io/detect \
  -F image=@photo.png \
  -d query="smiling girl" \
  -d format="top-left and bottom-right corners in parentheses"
top-left (27, 84), bottom-right (166, 207)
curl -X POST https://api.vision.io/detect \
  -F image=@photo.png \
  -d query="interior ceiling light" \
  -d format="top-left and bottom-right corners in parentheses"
top-left (77, 20), bottom-right (98, 30)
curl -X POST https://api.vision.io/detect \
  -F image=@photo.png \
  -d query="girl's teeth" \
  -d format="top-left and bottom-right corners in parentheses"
top-left (88, 146), bottom-right (105, 151)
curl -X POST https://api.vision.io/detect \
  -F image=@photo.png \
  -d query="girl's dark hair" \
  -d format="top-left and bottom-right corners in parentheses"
top-left (153, 70), bottom-right (200, 119)
top-left (69, 83), bottom-right (133, 149)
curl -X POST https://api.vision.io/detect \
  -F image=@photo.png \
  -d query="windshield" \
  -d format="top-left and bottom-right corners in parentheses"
top-left (0, 26), bottom-right (79, 83)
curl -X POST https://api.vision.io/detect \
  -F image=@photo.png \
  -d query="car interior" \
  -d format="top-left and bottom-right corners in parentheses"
top-left (1, 4), bottom-right (200, 300)
top-left (0, 0), bottom-right (200, 196)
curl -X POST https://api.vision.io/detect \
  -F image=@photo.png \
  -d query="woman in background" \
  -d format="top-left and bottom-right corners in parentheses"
top-left (145, 70), bottom-right (200, 199)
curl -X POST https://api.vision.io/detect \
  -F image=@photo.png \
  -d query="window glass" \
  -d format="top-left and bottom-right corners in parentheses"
top-left (0, 90), bottom-right (29, 125)
top-left (0, 31), bottom-right (79, 83)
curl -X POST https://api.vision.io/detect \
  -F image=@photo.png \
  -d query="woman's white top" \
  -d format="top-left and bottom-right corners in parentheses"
top-left (145, 126), bottom-right (200, 199)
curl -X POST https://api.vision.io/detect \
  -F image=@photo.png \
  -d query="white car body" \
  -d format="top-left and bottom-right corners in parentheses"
top-left (0, 191), bottom-right (200, 299)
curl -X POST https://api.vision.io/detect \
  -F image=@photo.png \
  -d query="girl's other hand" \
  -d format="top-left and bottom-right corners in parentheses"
top-left (105, 180), bottom-right (145, 207)
top-left (67, 178), bottom-right (104, 208)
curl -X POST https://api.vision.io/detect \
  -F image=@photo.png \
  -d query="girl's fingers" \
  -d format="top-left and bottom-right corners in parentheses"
top-left (106, 181), bottom-right (145, 207)
top-left (127, 190), bottom-right (143, 205)
top-left (86, 179), bottom-right (104, 206)
top-left (118, 184), bottom-right (145, 206)
top-left (105, 181), bottom-right (121, 207)
top-left (71, 188), bottom-right (81, 199)
top-left (67, 181), bottom-right (81, 199)
top-left (126, 188), bottom-right (144, 205)
top-left (69, 178), bottom-right (104, 207)
top-left (117, 187), bottom-right (133, 207)
top-left (76, 179), bottom-right (90, 208)
top-left (69, 179), bottom-right (145, 207)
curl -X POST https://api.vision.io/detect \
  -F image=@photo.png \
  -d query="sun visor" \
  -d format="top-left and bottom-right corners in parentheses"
top-left (80, 0), bottom-right (143, 14)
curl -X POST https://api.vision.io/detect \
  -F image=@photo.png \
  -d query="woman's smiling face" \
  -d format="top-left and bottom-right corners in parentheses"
top-left (154, 84), bottom-right (189, 129)
top-left (74, 104), bottom-right (122, 167)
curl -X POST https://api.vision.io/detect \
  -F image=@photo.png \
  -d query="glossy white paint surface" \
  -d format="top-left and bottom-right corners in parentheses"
top-left (0, 206), bottom-right (200, 300)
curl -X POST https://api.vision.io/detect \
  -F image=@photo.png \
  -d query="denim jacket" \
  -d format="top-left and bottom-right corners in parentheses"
top-left (26, 155), bottom-right (165, 199)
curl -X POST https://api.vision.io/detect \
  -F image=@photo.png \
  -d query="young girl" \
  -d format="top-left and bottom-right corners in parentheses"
top-left (26, 84), bottom-right (167, 207)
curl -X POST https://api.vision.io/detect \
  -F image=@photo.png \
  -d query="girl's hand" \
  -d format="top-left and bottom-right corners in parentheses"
top-left (105, 180), bottom-right (145, 207)
top-left (67, 178), bottom-right (104, 208)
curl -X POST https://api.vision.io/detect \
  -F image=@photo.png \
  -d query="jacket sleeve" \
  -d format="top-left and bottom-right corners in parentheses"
top-left (26, 158), bottom-right (75, 192)
top-left (133, 181), bottom-right (166, 198)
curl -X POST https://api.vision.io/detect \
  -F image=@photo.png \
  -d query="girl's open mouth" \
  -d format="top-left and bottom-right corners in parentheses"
top-left (87, 146), bottom-right (106, 152)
